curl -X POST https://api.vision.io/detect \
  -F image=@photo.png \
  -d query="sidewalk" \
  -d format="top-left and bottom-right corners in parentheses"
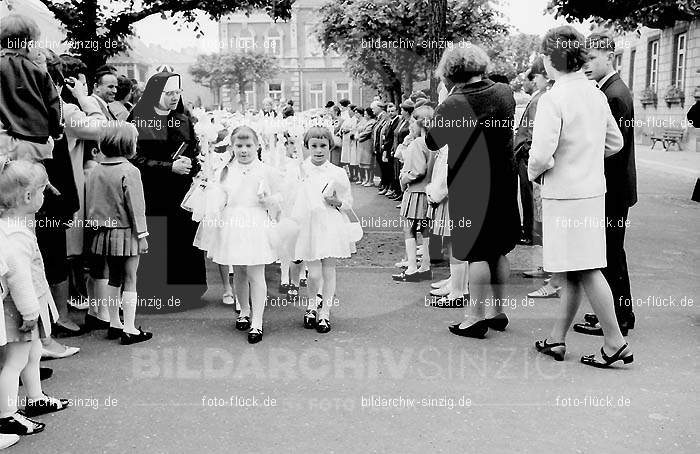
top-left (635, 143), bottom-right (700, 179)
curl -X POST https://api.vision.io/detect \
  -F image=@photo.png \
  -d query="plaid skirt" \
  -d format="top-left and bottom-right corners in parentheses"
top-left (427, 200), bottom-right (451, 237)
top-left (400, 192), bottom-right (428, 220)
top-left (89, 228), bottom-right (139, 256)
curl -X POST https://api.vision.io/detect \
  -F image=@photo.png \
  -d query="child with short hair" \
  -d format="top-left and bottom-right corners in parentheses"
top-left (292, 126), bottom-right (357, 333)
top-left (85, 122), bottom-right (152, 345)
top-left (0, 14), bottom-right (63, 162)
top-left (0, 157), bottom-right (69, 437)
top-left (392, 106), bottom-right (434, 283)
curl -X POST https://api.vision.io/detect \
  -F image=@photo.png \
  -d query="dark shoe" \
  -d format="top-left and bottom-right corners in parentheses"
top-left (235, 315), bottom-right (251, 331)
top-left (392, 269), bottom-right (431, 282)
top-left (106, 326), bottom-right (123, 340)
top-left (535, 339), bottom-right (566, 361)
top-left (278, 283), bottom-right (290, 293)
top-left (378, 188), bottom-right (388, 195)
top-left (581, 343), bottom-right (633, 368)
top-left (287, 284), bottom-right (299, 299)
top-left (40, 367), bottom-right (53, 381)
top-left (0, 413), bottom-right (45, 435)
top-left (52, 322), bottom-right (82, 338)
top-left (247, 328), bottom-right (263, 344)
top-left (299, 278), bottom-right (307, 288)
top-left (518, 237), bottom-right (533, 246)
top-left (316, 319), bottom-right (331, 333)
top-left (448, 320), bottom-right (488, 338)
top-left (391, 193), bottom-right (403, 201)
top-left (22, 393), bottom-right (69, 417)
top-left (521, 267), bottom-right (550, 279)
top-left (120, 327), bottom-right (153, 345)
top-left (486, 313), bottom-right (509, 331)
top-left (573, 322), bottom-right (629, 337)
top-left (384, 190), bottom-right (396, 198)
top-left (303, 310), bottom-right (317, 329)
top-left (429, 296), bottom-right (465, 308)
top-left (80, 313), bottom-right (109, 332)
top-left (583, 313), bottom-right (598, 326)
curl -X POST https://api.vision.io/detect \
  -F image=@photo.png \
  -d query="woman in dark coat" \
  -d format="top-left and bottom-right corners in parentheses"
top-left (426, 44), bottom-right (520, 338)
top-left (128, 72), bottom-right (207, 310)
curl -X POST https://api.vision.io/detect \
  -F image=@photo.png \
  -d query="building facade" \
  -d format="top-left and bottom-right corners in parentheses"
top-left (217, 0), bottom-right (375, 111)
top-left (614, 20), bottom-right (700, 151)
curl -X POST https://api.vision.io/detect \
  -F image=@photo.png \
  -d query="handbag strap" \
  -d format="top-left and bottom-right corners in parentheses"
top-left (345, 206), bottom-right (360, 223)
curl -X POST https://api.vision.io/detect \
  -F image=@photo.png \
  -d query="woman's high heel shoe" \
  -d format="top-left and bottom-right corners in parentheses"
top-left (247, 328), bottom-right (263, 344)
top-left (581, 343), bottom-right (633, 368)
top-left (448, 320), bottom-right (488, 338)
top-left (535, 339), bottom-right (566, 361)
top-left (235, 316), bottom-right (251, 331)
top-left (486, 313), bottom-right (508, 331)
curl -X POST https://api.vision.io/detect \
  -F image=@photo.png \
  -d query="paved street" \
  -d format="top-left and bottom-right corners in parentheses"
top-left (13, 146), bottom-right (699, 453)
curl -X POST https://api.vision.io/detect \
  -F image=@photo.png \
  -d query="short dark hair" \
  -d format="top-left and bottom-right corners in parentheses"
top-left (303, 126), bottom-right (334, 148)
top-left (488, 74), bottom-right (509, 84)
top-left (60, 55), bottom-right (87, 80)
top-left (0, 14), bottom-right (39, 49)
top-left (348, 104), bottom-right (357, 111)
top-left (325, 101), bottom-right (335, 108)
top-left (339, 98), bottom-right (350, 107)
top-left (542, 25), bottom-right (588, 73)
top-left (94, 70), bottom-right (117, 87)
top-left (115, 75), bottom-right (133, 101)
top-left (586, 32), bottom-right (615, 52)
top-left (528, 56), bottom-right (547, 80)
top-left (287, 99), bottom-right (294, 106)
top-left (331, 105), bottom-right (341, 116)
top-left (44, 49), bottom-right (65, 86)
top-left (366, 108), bottom-right (376, 119)
top-left (354, 107), bottom-right (365, 116)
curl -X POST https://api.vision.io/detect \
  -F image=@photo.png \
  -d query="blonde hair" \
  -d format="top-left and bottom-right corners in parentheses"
top-left (0, 158), bottom-right (48, 215)
top-left (412, 105), bottom-right (435, 131)
top-left (99, 121), bottom-right (138, 158)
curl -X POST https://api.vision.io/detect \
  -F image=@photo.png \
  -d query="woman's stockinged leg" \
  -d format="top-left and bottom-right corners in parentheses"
top-left (232, 265), bottom-right (250, 317)
top-left (247, 265), bottom-right (267, 330)
top-left (0, 342), bottom-right (31, 417)
top-left (490, 255), bottom-right (510, 316)
top-left (319, 258), bottom-right (337, 320)
top-left (581, 269), bottom-right (626, 349)
top-left (460, 261), bottom-right (490, 327)
top-left (549, 272), bottom-right (583, 343)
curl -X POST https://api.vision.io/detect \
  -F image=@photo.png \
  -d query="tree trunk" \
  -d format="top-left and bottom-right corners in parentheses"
top-left (427, 0), bottom-right (447, 102)
top-left (238, 82), bottom-right (246, 111)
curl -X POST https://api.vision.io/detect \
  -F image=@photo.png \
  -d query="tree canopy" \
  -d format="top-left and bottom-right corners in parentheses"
top-left (547, 0), bottom-right (699, 31)
top-left (316, 0), bottom-right (508, 102)
top-left (38, 0), bottom-right (292, 75)
top-left (189, 50), bottom-right (279, 109)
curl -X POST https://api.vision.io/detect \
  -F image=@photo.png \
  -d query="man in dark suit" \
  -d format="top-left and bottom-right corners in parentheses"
top-left (371, 101), bottom-right (388, 187)
top-left (576, 33), bottom-right (637, 336)
top-left (379, 103), bottom-right (400, 194)
top-left (388, 99), bottom-right (414, 199)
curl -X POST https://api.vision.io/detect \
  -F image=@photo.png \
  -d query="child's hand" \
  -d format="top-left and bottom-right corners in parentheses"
top-left (138, 237), bottom-right (149, 254)
top-left (19, 317), bottom-right (38, 333)
top-left (324, 194), bottom-right (342, 209)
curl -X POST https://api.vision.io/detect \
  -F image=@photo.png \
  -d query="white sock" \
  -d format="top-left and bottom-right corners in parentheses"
top-left (450, 262), bottom-right (467, 297)
top-left (107, 287), bottom-right (123, 329)
top-left (418, 238), bottom-right (431, 271)
top-left (122, 291), bottom-right (139, 335)
top-left (405, 238), bottom-right (417, 273)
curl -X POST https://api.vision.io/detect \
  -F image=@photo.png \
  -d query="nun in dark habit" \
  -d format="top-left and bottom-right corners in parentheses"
top-left (127, 72), bottom-right (208, 310)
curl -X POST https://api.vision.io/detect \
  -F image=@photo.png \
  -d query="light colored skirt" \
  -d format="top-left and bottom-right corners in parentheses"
top-left (400, 192), bottom-right (428, 220)
top-left (427, 199), bottom-right (450, 237)
top-left (542, 196), bottom-right (606, 273)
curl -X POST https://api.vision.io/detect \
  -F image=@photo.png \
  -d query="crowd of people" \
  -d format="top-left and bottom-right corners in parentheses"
top-left (0, 11), bottom-right (638, 449)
